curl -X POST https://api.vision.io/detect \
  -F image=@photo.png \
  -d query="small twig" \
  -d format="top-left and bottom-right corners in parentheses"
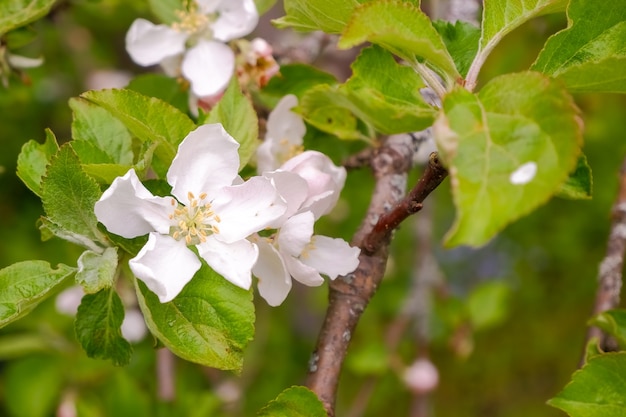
top-left (363, 153), bottom-right (448, 255)
top-left (583, 156), bottom-right (626, 355)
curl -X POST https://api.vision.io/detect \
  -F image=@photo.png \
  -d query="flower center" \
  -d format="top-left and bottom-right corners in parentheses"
top-left (299, 236), bottom-right (317, 260)
top-left (171, 1), bottom-right (216, 38)
top-left (169, 191), bottom-right (221, 245)
top-left (276, 139), bottom-right (304, 165)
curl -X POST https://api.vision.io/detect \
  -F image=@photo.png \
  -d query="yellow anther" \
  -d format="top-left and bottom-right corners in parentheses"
top-left (168, 189), bottom-right (220, 245)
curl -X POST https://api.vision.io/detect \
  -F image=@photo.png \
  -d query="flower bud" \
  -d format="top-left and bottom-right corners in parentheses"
top-left (403, 358), bottom-right (439, 394)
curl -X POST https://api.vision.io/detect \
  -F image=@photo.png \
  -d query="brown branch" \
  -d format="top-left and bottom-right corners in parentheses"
top-left (306, 137), bottom-right (447, 415)
top-left (363, 153), bottom-right (448, 255)
top-left (584, 157), bottom-right (626, 355)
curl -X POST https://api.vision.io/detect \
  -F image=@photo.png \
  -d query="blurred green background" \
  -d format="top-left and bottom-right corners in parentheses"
top-left (1, 1), bottom-right (626, 416)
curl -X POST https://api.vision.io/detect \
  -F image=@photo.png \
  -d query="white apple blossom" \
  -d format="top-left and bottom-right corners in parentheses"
top-left (95, 123), bottom-right (286, 303)
top-left (125, 0), bottom-right (258, 97)
top-left (252, 211), bottom-right (360, 306)
top-left (257, 94), bottom-right (306, 173)
top-left (280, 150), bottom-right (347, 220)
top-left (252, 95), bottom-right (359, 306)
top-left (258, 95), bottom-right (346, 219)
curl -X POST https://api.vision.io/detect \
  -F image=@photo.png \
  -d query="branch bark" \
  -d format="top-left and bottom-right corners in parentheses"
top-left (306, 137), bottom-right (447, 416)
top-left (584, 157), bottom-right (626, 354)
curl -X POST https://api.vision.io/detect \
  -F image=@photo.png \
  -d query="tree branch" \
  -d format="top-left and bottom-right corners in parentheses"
top-left (363, 153), bottom-right (448, 255)
top-left (306, 136), bottom-right (447, 415)
top-left (584, 157), bottom-right (626, 354)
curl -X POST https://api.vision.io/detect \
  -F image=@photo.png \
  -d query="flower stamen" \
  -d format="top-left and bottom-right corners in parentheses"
top-left (169, 191), bottom-right (220, 245)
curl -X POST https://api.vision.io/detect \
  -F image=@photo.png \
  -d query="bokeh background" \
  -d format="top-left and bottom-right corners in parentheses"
top-left (1, 1), bottom-right (626, 416)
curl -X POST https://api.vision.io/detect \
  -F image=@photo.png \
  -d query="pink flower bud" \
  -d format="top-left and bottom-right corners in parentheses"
top-left (403, 358), bottom-right (439, 394)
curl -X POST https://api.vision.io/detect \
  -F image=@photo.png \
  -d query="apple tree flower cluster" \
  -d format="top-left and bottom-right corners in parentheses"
top-left (94, 95), bottom-right (360, 306)
top-left (252, 95), bottom-right (361, 306)
top-left (125, 0), bottom-right (260, 99)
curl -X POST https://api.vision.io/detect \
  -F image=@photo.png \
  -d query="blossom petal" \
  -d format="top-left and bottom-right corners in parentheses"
top-left (277, 211), bottom-right (314, 257)
top-left (266, 94), bottom-right (305, 148)
top-left (160, 54), bottom-right (183, 77)
top-left (196, 0), bottom-right (221, 13)
top-left (257, 94), bottom-right (306, 173)
top-left (167, 124), bottom-right (240, 202)
top-left (262, 170), bottom-right (308, 226)
top-left (301, 235), bottom-right (360, 279)
top-left (130, 233), bottom-right (201, 303)
top-left (212, 0), bottom-right (258, 42)
top-left (125, 18), bottom-right (187, 66)
top-left (95, 169), bottom-right (174, 238)
top-left (197, 236), bottom-right (258, 289)
top-left (7, 53), bottom-right (43, 69)
top-left (211, 176), bottom-right (287, 242)
top-left (283, 256), bottom-right (324, 287)
top-left (252, 239), bottom-right (292, 306)
top-left (182, 40), bottom-right (235, 97)
top-left (281, 151), bottom-right (347, 219)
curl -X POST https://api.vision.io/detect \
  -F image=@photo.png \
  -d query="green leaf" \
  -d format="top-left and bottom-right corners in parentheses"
top-left (532, 0), bottom-right (626, 93)
top-left (255, 0), bottom-right (278, 14)
top-left (70, 97), bottom-right (134, 165)
top-left (38, 217), bottom-right (107, 251)
top-left (433, 20), bottom-right (481, 78)
top-left (0, 0), bottom-right (57, 35)
top-left (298, 85), bottom-right (363, 140)
top-left (41, 144), bottom-right (106, 248)
top-left (135, 264), bottom-right (255, 371)
top-left (81, 164), bottom-right (135, 184)
top-left (273, 0), bottom-right (367, 33)
top-left (589, 310), bottom-right (626, 349)
top-left (201, 78), bottom-right (258, 169)
top-left (341, 45), bottom-right (436, 134)
top-left (4, 356), bottom-right (65, 417)
top-left (556, 154), bottom-right (592, 199)
top-left (127, 73), bottom-right (190, 114)
top-left (583, 337), bottom-right (603, 364)
top-left (548, 352), bottom-right (626, 416)
top-left (466, 0), bottom-right (567, 89)
top-left (338, 0), bottom-right (459, 82)
top-left (257, 386), bottom-right (327, 417)
top-left (16, 128), bottom-right (59, 197)
top-left (5, 25), bottom-right (37, 49)
top-left (76, 247), bottom-right (119, 294)
top-left (148, 0), bottom-right (184, 24)
top-left (259, 64), bottom-right (337, 107)
top-left (298, 46), bottom-right (436, 137)
top-left (75, 288), bottom-right (132, 366)
top-left (0, 261), bottom-right (74, 328)
top-left (434, 72), bottom-right (582, 247)
top-left (481, 0), bottom-right (567, 52)
top-left (80, 89), bottom-right (196, 177)
top-left (467, 281), bottom-right (511, 330)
